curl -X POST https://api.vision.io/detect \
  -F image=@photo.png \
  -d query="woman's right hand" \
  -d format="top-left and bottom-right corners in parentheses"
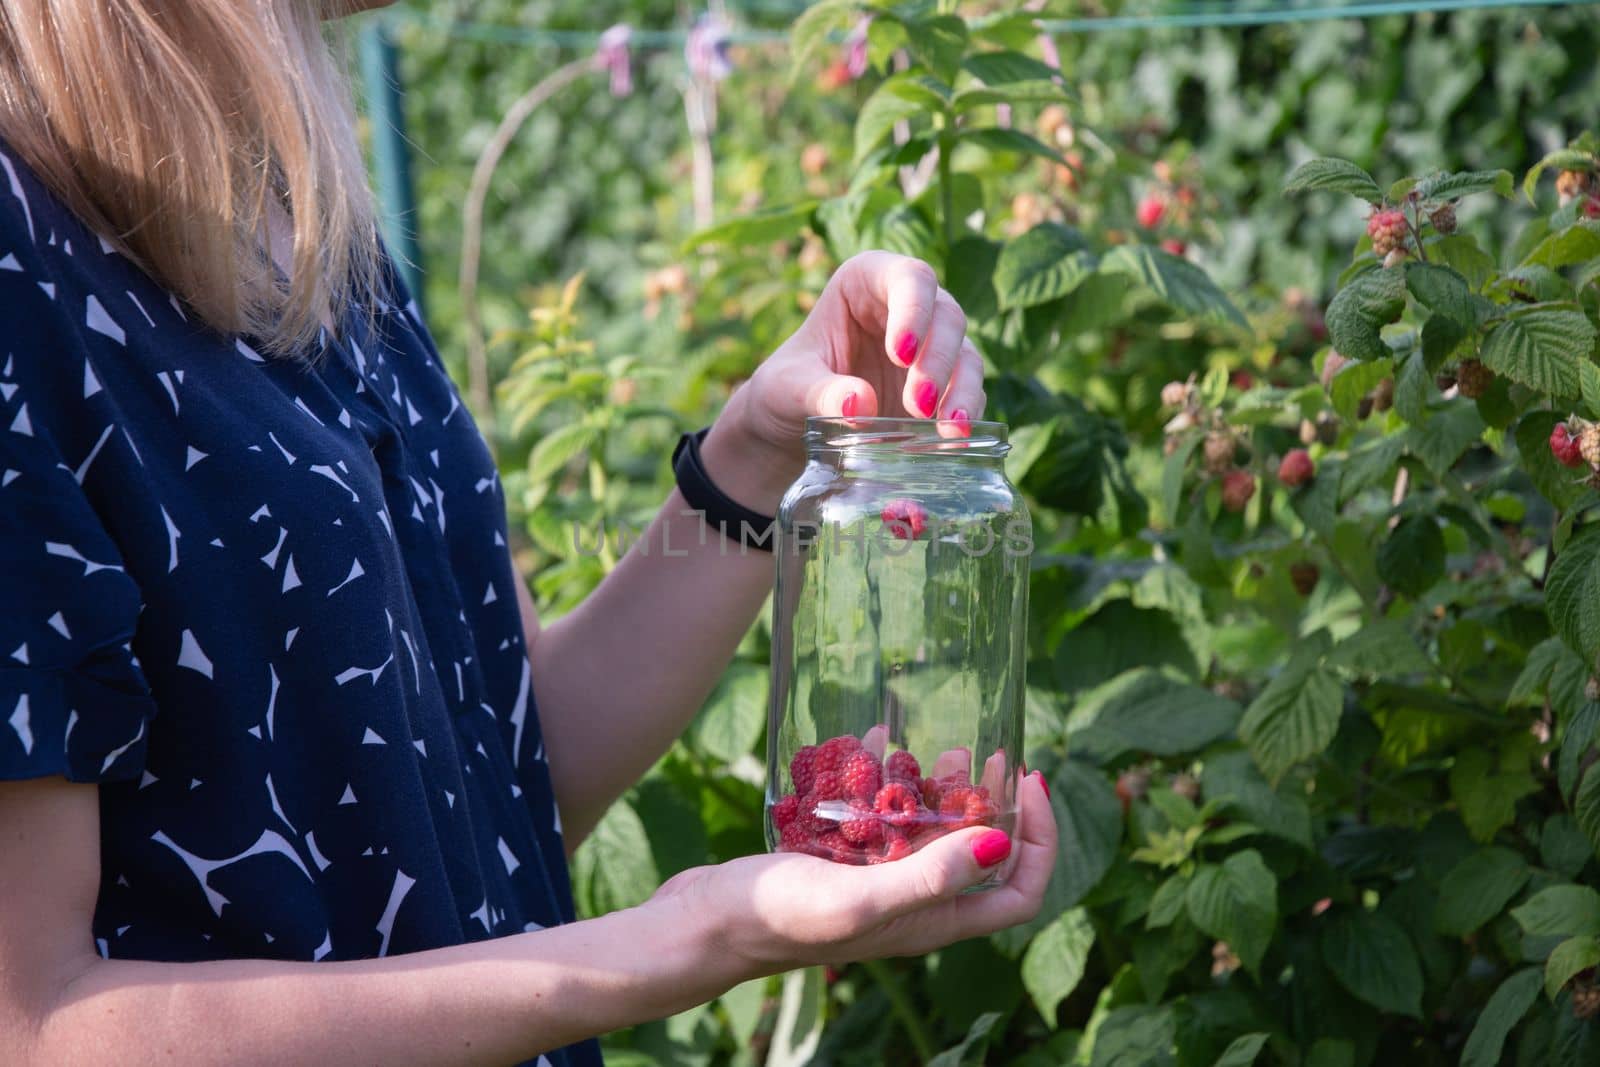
top-left (650, 770), bottom-right (1057, 977)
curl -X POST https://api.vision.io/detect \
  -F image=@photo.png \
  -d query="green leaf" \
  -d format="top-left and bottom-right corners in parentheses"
top-left (1434, 848), bottom-right (1533, 935)
top-left (1020, 909), bottom-right (1095, 1023)
top-left (1146, 874), bottom-right (1189, 928)
top-left (569, 798), bottom-right (659, 915)
top-left (1405, 262), bottom-right (1476, 325)
top-left (903, 14), bottom-right (969, 82)
top-left (1202, 750), bottom-right (1313, 848)
top-left (994, 223), bottom-right (1097, 310)
top-left (527, 421), bottom-right (599, 485)
top-left (788, 0), bottom-right (855, 81)
top-left (1067, 668), bottom-right (1241, 760)
top-left (927, 1011), bottom-right (1001, 1067)
top-left (1088, 1005), bottom-right (1176, 1067)
top-left (1547, 936), bottom-right (1600, 1000)
top-left (719, 978), bottom-right (769, 1050)
top-left (1431, 235), bottom-right (1498, 291)
top-left (768, 967), bottom-right (825, 1066)
top-left (1239, 659), bottom-right (1344, 784)
top-left (1523, 220), bottom-right (1600, 271)
top-left (1403, 400), bottom-right (1486, 476)
top-left (1563, 703), bottom-right (1600, 800)
top-left (1516, 411), bottom-right (1589, 511)
top-left (881, 72), bottom-right (953, 107)
top-left (1416, 168), bottom-right (1515, 202)
top-left (1377, 516), bottom-right (1446, 600)
top-left (1547, 525), bottom-right (1600, 668)
top-left (1163, 432), bottom-right (1203, 525)
top-left (1460, 968), bottom-right (1543, 1067)
top-left (854, 77), bottom-right (928, 165)
top-left (1305, 1040), bottom-right (1356, 1067)
top-left (1578, 762), bottom-right (1600, 861)
top-left (1479, 308), bottom-right (1597, 398)
top-left (1328, 356), bottom-right (1393, 421)
top-left (1326, 266), bottom-right (1407, 361)
top-left (957, 126), bottom-right (1065, 165)
top-left (944, 236), bottom-right (1001, 322)
top-left (1545, 814), bottom-right (1593, 878)
top-left (962, 49), bottom-right (1062, 85)
top-left (1049, 760), bottom-right (1124, 908)
top-left (1283, 157), bottom-right (1384, 203)
top-left (1185, 849), bottom-right (1277, 973)
top-left (1326, 618), bottom-right (1433, 677)
top-left (1099, 245), bottom-right (1248, 328)
top-left (684, 200), bottom-right (820, 251)
top-left (692, 662), bottom-right (767, 763)
top-left (1212, 1033), bottom-right (1269, 1067)
top-left (952, 80), bottom-right (1071, 111)
top-left (1321, 910), bottom-right (1425, 1017)
top-left (1451, 747), bottom-right (1540, 841)
top-left (1515, 885), bottom-right (1600, 939)
top-left (1526, 147), bottom-right (1600, 203)
top-left (1420, 311), bottom-right (1472, 371)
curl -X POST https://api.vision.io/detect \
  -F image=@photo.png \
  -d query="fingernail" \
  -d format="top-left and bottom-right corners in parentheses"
top-left (841, 392), bottom-right (858, 418)
top-left (894, 331), bottom-right (918, 366)
top-left (951, 408), bottom-right (969, 423)
top-left (1035, 771), bottom-right (1050, 801)
top-left (972, 829), bottom-right (1011, 869)
top-left (914, 379), bottom-right (938, 417)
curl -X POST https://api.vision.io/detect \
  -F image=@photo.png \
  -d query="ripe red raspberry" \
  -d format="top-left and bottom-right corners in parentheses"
top-left (1585, 196), bottom-right (1600, 220)
top-left (771, 793), bottom-right (801, 830)
top-left (1220, 470), bottom-right (1255, 513)
top-left (1229, 370), bottom-right (1255, 391)
top-left (880, 498), bottom-right (929, 540)
top-left (841, 749), bottom-right (883, 803)
top-left (1161, 238), bottom-right (1188, 256)
top-left (1136, 194), bottom-right (1167, 229)
top-left (1115, 767), bottom-right (1151, 814)
top-left (1277, 449), bottom-right (1314, 488)
top-left (1456, 359), bottom-right (1494, 399)
top-left (1371, 378), bottom-right (1395, 413)
top-left (870, 834), bottom-right (914, 864)
top-left (920, 776), bottom-right (942, 809)
top-left (779, 822), bottom-right (811, 851)
top-left (790, 745), bottom-right (819, 795)
top-left (1367, 208), bottom-right (1409, 257)
top-left (813, 735), bottom-right (862, 777)
top-left (874, 781), bottom-right (922, 826)
top-left (811, 771), bottom-right (844, 802)
top-left (1551, 423), bottom-right (1585, 468)
top-left (884, 750), bottom-right (921, 782)
top-left (1202, 431), bottom-right (1237, 475)
top-left (839, 806), bottom-right (885, 846)
top-left (1429, 202), bottom-right (1457, 235)
top-left (939, 786), bottom-right (996, 827)
top-left (1289, 561), bottom-right (1319, 597)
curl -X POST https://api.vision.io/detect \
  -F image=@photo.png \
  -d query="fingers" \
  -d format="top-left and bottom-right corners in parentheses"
top-left (903, 289), bottom-right (966, 417)
top-left (861, 724), bottom-right (889, 760)
top-left (935, 340), bottom-right (987, 438)
top-left (803, 371), bottom-right (879, 419)
top-left (978, 749), bottom-right (1009, 798)
top-left (865, 824), bottom-right (1012, 921)
top-left (930, 748), bottom-right (972, 780)
top-left (862, 255), bottom-right (939, 371)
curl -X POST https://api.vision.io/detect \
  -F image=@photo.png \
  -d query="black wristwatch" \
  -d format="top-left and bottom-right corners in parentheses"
top-left (671, 428), bottom-right (779, 552)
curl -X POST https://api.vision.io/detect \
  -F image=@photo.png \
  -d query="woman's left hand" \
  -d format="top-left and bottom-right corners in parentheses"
top-left (704, 251), bottom-right (986, 510)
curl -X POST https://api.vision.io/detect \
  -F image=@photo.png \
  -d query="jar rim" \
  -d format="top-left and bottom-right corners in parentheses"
top-left (805, 416), bottom-right (1009, 456)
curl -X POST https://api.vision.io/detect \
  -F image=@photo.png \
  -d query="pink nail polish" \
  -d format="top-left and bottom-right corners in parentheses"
top-left (951, 408), bottom-right (969, 423)
top-left (894, 331), bottom-right (918, 365)
top-left (1035, 771), bottom-right (1050, 801)
top-left (972, 829), bottom-right (1011, 869)
top-left (841, 392), bottom-right (858, 418)
top-left (914, 379), bottom-right (938, 417)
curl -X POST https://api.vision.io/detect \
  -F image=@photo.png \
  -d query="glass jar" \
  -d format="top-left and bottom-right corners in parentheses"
top-left (765, 416), bottom-right (1031, 885)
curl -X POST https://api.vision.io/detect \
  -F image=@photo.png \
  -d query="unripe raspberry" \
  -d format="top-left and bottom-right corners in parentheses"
top-left (1556, 169), bottom-right (1593, 204)
top-left (1367, 208), bottom-right (1409, 257)
top-left (1582, 423), bottom-right (1600, 469)
top-left (1290, 561), bottom-right (1320, 597)
top-left (1170, 773), bottom-right (1201, 803)
top-left (800, 142), bottom-right (829, 177)
top-left (1299, 419), bottom-right (1318, 446)
top-left (1278, 449), bottom-right (1315, 488)
top-left (1220, 470), bottom-right (1256, 513)
top-left (1574, 985), bottom-right (1600, 1020)
top-left (1320, 351), bottom-right (1349, 391)
top-left (1371, 378), bottom-right (1395, 413)
top-left (1202, 431), bottom-right (1237, 475)
top-left (1587, 675), bottom-right (1600, 703)
top-left (1456, 359), bottom-right (1494, 399)
top-left (1038, 104), bottom-right (1072, 147)
top-left (1114, 767), bottom-right (1151, 814)
top-left (1315, 411), bottom-right (1340, 445)
top-left (1161, 380), bottom-right (1191, 408)
top-left (1551, 423), bottom-right (1585, 468)
top-left (1137, 194), bottom-right (1167, 229)
top-left (1357, 395), bottom-right (1375, 420)
top-left (1382, 248), bottom-right (1408, 269)
top-left (1429, 202), bottom-right (1457, 235)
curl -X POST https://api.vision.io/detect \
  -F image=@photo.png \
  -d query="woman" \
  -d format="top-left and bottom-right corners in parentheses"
top-left (0, 2), bottom-right (1056, 1064)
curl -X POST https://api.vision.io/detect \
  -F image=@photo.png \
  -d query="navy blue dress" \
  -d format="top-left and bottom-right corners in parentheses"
top-left (0, 146), bottom-right (602, 1067)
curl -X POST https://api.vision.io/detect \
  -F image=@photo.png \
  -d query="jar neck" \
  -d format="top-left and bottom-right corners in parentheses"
top-left (804, 416), bottom-right (1010, 469)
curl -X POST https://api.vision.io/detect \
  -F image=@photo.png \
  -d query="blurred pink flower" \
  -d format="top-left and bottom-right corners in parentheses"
top-left (685, 15), bottom-right (733, 82)
top-left (593, 24), bottom-right (633, 97)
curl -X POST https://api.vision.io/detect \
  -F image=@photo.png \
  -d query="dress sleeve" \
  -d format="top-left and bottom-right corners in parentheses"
top-left (0, 171), bottom-right (158, 783)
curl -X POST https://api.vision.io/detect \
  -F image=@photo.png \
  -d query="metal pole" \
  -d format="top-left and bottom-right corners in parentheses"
top-left (358, 20), bottom-right (426, 317)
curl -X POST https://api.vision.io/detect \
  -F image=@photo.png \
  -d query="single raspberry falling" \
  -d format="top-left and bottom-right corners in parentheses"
top-left (880, 498), bottom-right (929, 540)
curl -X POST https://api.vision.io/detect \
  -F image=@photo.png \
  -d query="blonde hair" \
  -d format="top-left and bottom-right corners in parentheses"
top-left (0, 0), bottom-right (378, 356)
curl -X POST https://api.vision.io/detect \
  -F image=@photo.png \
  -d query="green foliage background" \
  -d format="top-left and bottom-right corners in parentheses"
top-left (372, 1), bottom-right (1600, 1062)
